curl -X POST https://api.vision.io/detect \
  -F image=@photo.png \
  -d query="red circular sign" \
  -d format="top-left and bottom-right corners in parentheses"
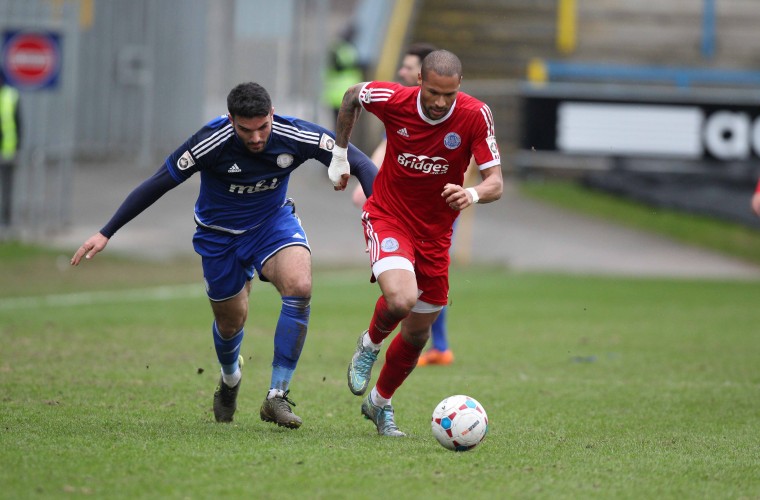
top-left (2, 32), bottom-right (60, 88)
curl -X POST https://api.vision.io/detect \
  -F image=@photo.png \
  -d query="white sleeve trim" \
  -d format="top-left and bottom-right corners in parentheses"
top-left (477, 159), bottom-right (501, 170)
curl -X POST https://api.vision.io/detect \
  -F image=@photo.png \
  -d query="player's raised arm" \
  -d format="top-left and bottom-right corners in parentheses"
top-left (328, 83), bottom-right (367, 190)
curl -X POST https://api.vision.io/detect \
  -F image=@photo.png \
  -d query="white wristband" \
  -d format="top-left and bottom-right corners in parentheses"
top-left (332, 145), bottom-right (348, 159)
top-left (466, 187), bottom-right (479, 204)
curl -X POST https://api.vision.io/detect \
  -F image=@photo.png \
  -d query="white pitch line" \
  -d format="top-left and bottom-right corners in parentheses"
top-left (0, 284), bottom-right (207, 311)
top-left (0, 271), bottom-right (369, 311)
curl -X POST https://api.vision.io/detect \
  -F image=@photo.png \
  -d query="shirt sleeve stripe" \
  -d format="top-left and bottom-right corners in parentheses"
top-left (192, 129), bottom-right (233, 158)
top-left (480, 104), bottom-right (495, 137)
top-left (359, 84), bottom-right (395, 108)
top-left (272, 122), bottom-right (321, 143)
top-left (273, 128), bottom-right (320, 145)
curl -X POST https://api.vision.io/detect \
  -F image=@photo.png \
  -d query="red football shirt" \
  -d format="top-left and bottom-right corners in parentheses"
top-left (359, 81), bottom-right (501, 239)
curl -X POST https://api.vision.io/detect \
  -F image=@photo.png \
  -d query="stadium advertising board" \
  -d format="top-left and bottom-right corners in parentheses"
top-left (522, 90), bottom-right (760, 162)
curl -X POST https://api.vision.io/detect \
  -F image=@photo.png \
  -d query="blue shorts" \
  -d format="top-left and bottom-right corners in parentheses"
top-left (192, 203), bottom-right (310, 301)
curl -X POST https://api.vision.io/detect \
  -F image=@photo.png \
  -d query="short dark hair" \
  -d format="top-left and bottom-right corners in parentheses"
top-left (227, 82), bottom-right (272, 118)
top-left (421, 50), bottom-right (462, 80)
top-left (405, 42), bottom-right (437, 63)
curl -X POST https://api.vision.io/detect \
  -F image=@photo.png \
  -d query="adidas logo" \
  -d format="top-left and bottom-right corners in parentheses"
top-left (292, 233), bottom-right (304, 239)
top-left (228, 163), bottom-right (241, 173)
top-left (397, 128), bottom-right (409, 138)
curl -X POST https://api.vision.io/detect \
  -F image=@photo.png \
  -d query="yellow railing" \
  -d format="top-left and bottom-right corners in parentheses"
top-left (556, 0), bottom-right (577, 54)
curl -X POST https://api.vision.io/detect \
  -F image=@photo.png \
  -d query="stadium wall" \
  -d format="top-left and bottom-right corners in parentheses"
top-left (0, 0), bottom-right (369, 239)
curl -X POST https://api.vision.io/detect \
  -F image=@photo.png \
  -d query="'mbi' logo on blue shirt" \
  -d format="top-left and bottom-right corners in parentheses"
top-left (229, 178), bottom-right (280, 194)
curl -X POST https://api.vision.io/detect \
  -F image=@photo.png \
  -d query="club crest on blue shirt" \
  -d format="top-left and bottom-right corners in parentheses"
top-left (319, 133), bottom-right (335, 152)
top-left (277, 154), bottom-right (294, 168)
top-left (381, 237), bottom-right (399, 252)
top-left (177, 150), bottom-right (195, 170)
top-left (444, 132), bottom-right (461, 150)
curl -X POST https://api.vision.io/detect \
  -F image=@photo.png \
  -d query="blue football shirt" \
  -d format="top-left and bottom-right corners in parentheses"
top-left (165, 114), bottom-right (341, 234)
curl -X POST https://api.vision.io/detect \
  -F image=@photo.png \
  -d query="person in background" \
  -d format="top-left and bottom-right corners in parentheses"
top-left (329, 50), bottom-right (503, 436)
top-left (71, 82), bottom-right (377, 429)
top-left (351, 42), bottom-right (463, 368)
top-left (323, 25), bottom-right (365, 123)
top-left (0, 70), bottom-right (21, 228)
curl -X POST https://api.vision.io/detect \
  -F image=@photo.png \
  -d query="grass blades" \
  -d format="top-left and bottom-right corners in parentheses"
top-left (1, 252), bottom-right (759, 498)
top-left (519, 179), bottom-right (760, 266)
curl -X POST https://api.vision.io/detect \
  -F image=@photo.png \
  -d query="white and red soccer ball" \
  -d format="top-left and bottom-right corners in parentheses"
top-left (431, 394), bottom-right (489, 451)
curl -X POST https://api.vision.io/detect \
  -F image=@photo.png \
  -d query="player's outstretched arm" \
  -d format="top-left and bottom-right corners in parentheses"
top-left (352, 138), bottom-right (385, 208)
top-left (70, 165), bottom-right (180, 266)
top-left (334, 83), bottom-right (365, 148)
top-left (329, 83), bottom-right (366, 190)
top-left (71, 232), bottom-right (109, 265)
top-left (346, 143), bottom-right (377, 198)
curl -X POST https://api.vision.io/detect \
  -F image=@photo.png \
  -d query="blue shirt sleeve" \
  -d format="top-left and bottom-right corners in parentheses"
top-left (100, 165), bottom-right (180, 238)
top-left (347, 142), bottom-right (377, 197)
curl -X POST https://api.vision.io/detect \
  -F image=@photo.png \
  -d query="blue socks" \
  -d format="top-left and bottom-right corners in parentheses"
top-left (211, 296), bottom-right (310, 392)
top-left (270, 296), bottom-right (310, 391)
top-left (212, 321), bottom-right (244, 375)
top-left (431, 306), bottom-right (448, 351)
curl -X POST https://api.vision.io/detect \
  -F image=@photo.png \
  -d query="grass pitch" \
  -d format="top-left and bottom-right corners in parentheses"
top-left (520, 179), bottom-right (760, 266)
top-left (1, 247), bottom-right (759, 499)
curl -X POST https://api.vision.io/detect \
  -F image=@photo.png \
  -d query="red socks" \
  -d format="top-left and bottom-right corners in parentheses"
top-left (367, 295), bottom-right (406, 345)
top-left (375, 333), bottom-right (423, 399)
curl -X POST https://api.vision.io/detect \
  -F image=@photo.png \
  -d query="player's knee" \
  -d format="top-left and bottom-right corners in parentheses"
top-left (214, 310), bottom-right (247, 337)
top-left (286, 276), bottom-right (312, 298)
top-left (215, 318), bottom-right (245, 338)
top-left (384, 291), bottom-right (417, 318)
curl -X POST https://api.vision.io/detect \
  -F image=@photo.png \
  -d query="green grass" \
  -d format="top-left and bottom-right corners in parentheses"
top-left (1, 247), bottom-right (759, 498)
top-left (519, 179), bottom-right (760, 266)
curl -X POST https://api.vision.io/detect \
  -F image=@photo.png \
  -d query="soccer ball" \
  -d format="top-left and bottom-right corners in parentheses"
top-left (431, 394), bottom-right (489, 451)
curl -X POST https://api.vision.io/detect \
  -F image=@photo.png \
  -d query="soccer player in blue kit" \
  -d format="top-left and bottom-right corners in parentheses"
top-left (71, 82), bottom-right (377, 428)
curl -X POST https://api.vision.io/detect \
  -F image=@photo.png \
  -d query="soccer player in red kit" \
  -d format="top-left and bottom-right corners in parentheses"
top-left (327, 49), bottom-right (504, 436)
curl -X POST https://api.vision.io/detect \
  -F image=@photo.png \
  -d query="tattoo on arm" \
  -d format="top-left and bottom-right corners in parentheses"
top-left (335, 84), bottom-right (364, 148)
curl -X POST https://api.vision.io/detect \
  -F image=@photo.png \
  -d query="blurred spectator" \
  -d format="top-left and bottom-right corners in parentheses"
top-left (0, 70), bottom-right (21, 227)
top-left (323, 25), bottom-right (365, 123)
top-left (752, 180), bottom-right (760, 217)
top-left (396, 42), bottom-right (438, 86)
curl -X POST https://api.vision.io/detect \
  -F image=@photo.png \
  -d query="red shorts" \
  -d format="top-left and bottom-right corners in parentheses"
top-left (361, 210), bottom-right (451, 306)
